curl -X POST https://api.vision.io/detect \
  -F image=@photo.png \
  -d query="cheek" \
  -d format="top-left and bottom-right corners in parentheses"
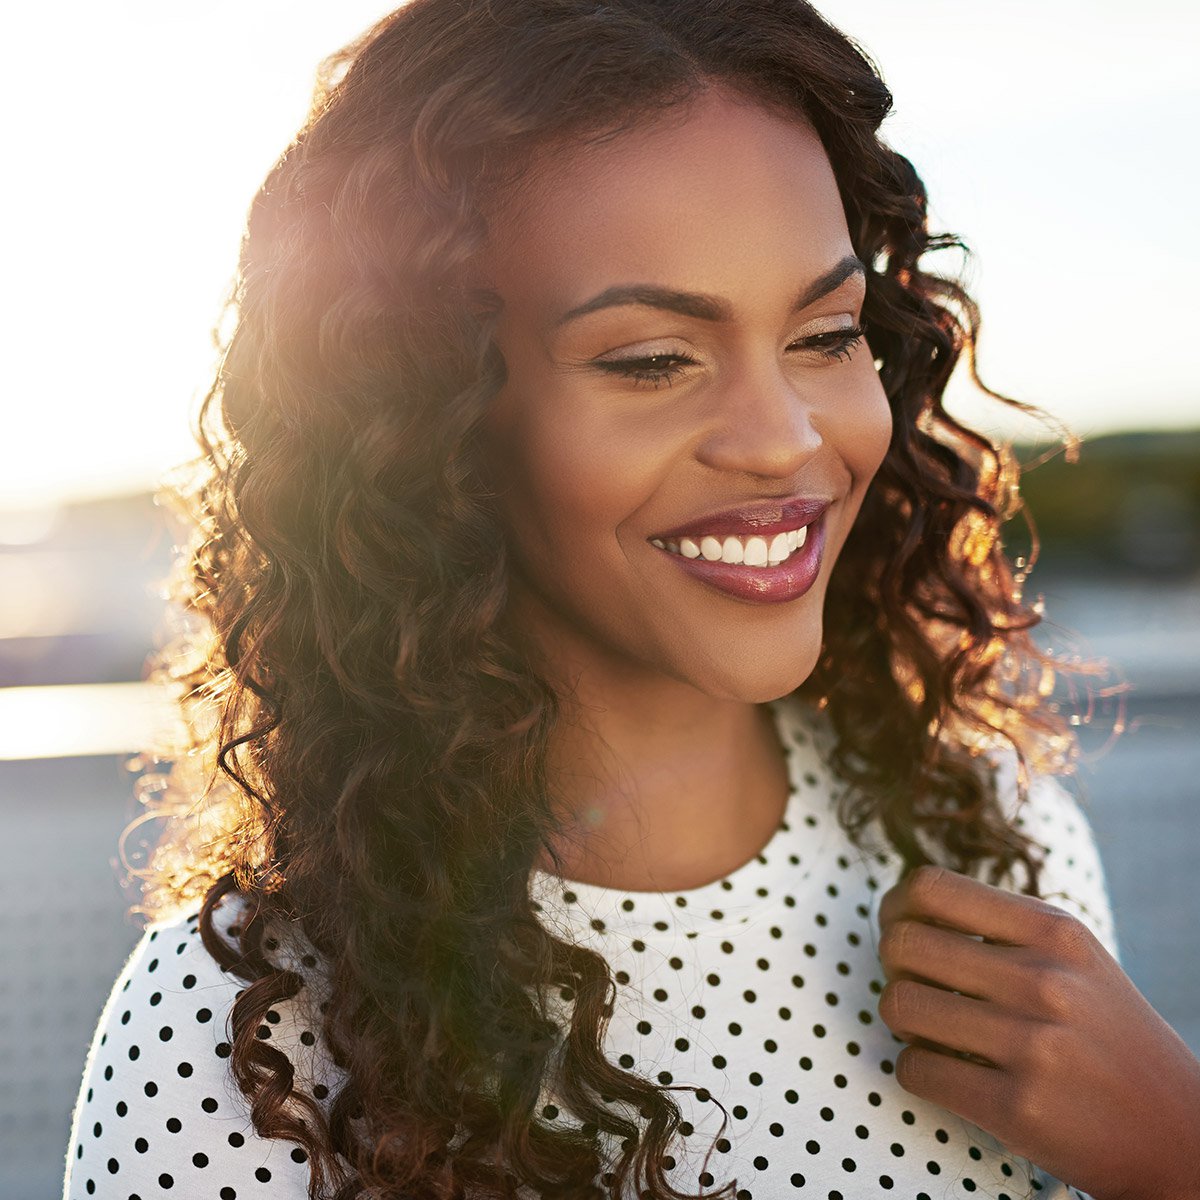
top-left (840, 369), bottom-right (893, 484)
top-left (485, 391), bottom-right (660, 575)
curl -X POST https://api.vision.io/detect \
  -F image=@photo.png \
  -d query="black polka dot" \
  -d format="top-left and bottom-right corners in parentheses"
top-left (68, 700), bottom-right (1112, 1200)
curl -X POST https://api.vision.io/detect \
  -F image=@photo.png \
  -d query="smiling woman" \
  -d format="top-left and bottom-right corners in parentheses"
top-left (62, 2), bottom-right (1200, 1199)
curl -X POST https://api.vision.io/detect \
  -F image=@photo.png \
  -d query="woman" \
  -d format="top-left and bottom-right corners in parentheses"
top-left (64, 1), bottom-right (1200, 1198)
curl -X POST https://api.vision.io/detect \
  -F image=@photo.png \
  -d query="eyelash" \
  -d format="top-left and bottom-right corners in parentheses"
top-left (595, 325), bottom-right (868, 388)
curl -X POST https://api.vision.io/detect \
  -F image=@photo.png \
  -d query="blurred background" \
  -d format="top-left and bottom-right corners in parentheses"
top-left (2, 1), bottom-right (1197, 1196)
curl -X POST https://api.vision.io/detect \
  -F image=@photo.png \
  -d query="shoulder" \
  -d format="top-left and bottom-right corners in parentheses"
top-left (64, 888), bottom-right (342, 1200)
top-left (984, 747), bottom-right (1123, 965)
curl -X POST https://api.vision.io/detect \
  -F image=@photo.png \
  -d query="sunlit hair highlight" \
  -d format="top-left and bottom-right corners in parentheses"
top-left (126, 1), bottom-right (1099, 1196)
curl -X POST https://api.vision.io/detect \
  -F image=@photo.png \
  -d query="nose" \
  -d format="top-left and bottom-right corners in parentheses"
top-left (693, 357), bottom-right (824, 480)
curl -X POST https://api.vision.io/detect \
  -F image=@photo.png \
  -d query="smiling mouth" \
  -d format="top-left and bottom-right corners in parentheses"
top-left (650, 524), bottom-right (809, 567)
top-left (646, 509), bottom-right (829, 605)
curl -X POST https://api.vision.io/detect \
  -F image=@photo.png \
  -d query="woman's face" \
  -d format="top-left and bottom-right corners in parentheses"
top-left (474, 85), bottom-right (892, 704)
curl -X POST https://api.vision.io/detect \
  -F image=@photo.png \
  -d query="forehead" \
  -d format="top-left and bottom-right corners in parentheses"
top-left (477, 86), bottom-right (853, 324)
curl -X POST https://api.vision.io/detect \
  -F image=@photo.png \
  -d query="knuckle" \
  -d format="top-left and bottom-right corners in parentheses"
top-left (1017, 1020), bottom-right (1069, 1075)
top-left (1007, 1076), bottom-right (1042, 1130)
top-left (894, 1044), bottom-right (928, 1093)
top-left (878, 980), bottom-right (898, 1026)
top-left (1034, 906), bottom-right (1094, 959)
top-left (1024, 965), bottom-right (1077, 1018)
top-left (879, 918), bottom-right (919, 966)
top-left (908, 864), bottom-right (948, 905)
top-left (879, 978), bottom-right (920, 1032)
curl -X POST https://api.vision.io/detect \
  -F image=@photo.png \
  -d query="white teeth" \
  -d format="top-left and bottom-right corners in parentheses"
top-left (655, 526), bottom-right (811, 566)
top-left (743, 536), bottom-right (769, 566)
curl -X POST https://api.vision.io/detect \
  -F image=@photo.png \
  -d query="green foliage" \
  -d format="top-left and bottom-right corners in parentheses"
top-left (1015, 430), bottom-right (1200, 574)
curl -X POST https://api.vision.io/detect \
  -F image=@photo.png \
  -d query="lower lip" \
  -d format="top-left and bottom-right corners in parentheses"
top-left (650, 514), bottom-right (828, 605)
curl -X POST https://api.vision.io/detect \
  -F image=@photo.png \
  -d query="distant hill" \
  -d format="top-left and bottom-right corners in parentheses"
top-left (1013, 428), bottom-right (1200, 575)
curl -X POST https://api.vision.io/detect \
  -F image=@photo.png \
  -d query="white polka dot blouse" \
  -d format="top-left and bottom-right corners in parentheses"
top-left (64, 692), bottom-right (1120, 1199)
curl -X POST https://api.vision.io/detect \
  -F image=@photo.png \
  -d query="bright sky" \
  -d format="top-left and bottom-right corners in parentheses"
top-left (3, 0), bottom-right (1197, 511)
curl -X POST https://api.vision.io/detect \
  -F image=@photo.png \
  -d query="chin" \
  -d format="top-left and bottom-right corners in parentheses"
top-left (670, 633), bottom-right (824, 705)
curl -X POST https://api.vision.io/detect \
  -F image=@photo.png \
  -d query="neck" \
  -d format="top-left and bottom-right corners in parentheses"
top-left (534, 676), bottom-right (793, 893)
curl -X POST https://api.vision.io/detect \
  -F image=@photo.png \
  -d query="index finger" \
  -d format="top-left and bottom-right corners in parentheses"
top-left (877, 864), bottom-right (1062, 947)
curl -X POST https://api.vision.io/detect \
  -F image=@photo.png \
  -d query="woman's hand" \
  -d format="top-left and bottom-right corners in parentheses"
top-left (875, 864), bottom-right (1200, 1200)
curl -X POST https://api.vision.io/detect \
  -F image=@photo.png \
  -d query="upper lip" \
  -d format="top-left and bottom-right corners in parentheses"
top-left (650, 495), bottom-right (831, 542)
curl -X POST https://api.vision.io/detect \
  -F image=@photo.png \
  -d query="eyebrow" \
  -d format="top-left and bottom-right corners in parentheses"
top-left (550, 253), bottom-right (867, 330)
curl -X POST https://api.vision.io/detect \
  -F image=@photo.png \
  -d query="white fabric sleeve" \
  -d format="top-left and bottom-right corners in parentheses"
top-left (990, 753), bottom-right (1123, 967)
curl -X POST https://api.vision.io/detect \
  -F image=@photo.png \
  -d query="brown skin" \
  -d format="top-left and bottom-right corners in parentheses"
top-left (877, 865), bottom-right (1200, 1200)
top-left (475, 82), bottom-right (1200, 1193)
top-left (474, 85), bottom-right (891, 891)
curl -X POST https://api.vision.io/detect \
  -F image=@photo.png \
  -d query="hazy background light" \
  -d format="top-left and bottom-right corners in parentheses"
top-left (3, 1), bottom-right (1196, 514)
top-left (0, 682), bottom-right (184, 762)
top-left (3, 9), bottom-right (1198, 1194)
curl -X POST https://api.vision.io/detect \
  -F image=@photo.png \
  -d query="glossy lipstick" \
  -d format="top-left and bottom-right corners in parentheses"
top-left (650, 496), bottom-right (829, 543)
top-left (648, 503), bottom-right (829, 604)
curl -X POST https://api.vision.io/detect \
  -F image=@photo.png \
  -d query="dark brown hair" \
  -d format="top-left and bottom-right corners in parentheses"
top-left (128, 1), bottom-right (1089, 1196)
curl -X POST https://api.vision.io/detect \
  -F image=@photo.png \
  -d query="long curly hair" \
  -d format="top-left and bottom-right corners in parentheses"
top-left (125, 1), bottom-right (1095, 1196)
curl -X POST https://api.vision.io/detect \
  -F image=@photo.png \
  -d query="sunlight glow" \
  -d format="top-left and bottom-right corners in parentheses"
top-left (3, 1), bottom-right (1196, 512)
top-left (0, 683), bottom-right (186, 762)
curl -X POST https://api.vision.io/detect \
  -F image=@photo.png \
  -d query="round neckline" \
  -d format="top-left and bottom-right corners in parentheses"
top-left (528, 693), bottom-right (831, 938)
